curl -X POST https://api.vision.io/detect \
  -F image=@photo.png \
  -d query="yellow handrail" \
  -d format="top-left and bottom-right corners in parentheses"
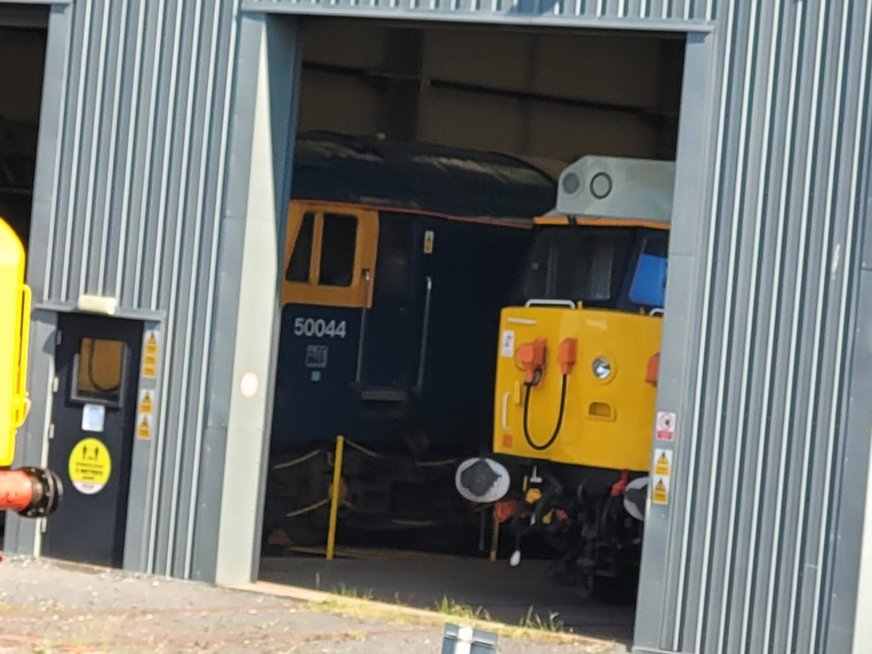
top-left (326, 435), bottom-right (345, 561)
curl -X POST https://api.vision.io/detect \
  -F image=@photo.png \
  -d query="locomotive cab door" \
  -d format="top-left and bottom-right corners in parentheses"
top-left (354, 212), bottom-right (423, 402)
top-left (273, 203), bottom-right (379, 447)
top-left (272, 203), bottom-right (431, 448)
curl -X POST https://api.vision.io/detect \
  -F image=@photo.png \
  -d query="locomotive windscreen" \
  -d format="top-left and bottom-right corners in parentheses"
top-left (290, 132), bottom-right (557, 219)
top-left (521, 227), bottom-right (633, 308)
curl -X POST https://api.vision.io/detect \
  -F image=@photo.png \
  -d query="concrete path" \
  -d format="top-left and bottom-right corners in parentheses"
top-left (260, 554), bottom-right (636, 642)
top-left (0, 556), bottom-right (629, 653)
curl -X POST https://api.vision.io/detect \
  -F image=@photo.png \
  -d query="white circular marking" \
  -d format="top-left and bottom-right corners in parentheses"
top-left (240, 371), bottom-right (259, 398)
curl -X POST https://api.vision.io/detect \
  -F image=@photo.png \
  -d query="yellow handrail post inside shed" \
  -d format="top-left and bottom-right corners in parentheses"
top-left (489, 508), bottom-right (500, 562)
top-left (326, 434), bottom-right (345, 560)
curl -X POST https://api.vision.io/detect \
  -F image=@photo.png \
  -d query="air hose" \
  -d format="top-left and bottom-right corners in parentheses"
top-left (522, 374), bottom-right (568, 451)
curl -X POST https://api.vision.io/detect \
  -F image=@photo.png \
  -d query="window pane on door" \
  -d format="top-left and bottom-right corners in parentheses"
top-left (74, 338), bottom-right (126, 404)
top-left (319, 213), bottom-right (357, 287)
top-left (287, 212), bottom-right (315, 282)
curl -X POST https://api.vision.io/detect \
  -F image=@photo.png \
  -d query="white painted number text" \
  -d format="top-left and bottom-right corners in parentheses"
top-left (293, 318), bottom-right (347, 339)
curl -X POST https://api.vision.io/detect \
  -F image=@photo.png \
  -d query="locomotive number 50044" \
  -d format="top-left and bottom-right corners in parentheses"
top-left (292, 318), bottom-right (347, 339)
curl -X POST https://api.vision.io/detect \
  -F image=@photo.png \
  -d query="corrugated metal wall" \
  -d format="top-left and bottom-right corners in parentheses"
top-left (10, 0), bottom-right (872, 650)
top-left (635, 1), bottom-right (872, 653)
top-left (244, 0), bottom-right (716, 25)
top-left (24, 0), bottom-right (244, 578)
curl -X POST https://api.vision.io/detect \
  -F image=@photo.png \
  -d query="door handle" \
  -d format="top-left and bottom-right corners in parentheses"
top-left (501, 391), bottom-right (511, 431)
top-left (414, 276), bottom-right (433, 393)
top-left (354, 269), bottom-right (372, 385)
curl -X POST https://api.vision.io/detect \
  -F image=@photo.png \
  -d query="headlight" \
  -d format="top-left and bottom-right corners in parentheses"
top-left (592, 356), bottom-right (612, 380)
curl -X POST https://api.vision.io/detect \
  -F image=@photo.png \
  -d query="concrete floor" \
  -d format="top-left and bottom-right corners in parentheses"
top-left (259, 552), bottom-right (636, 644)
top-left (0, 556), bottom-right (627, 653)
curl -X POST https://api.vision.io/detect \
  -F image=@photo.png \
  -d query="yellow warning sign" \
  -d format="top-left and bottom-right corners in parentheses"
top-left (68, 437), bottom-right (111, 495)
top-left (139, 391), bottom-right (154, 415)
top-left (654, 448), bottom-right (672, 476)
top-left (142, 331), bottom-right (159, 379)
top-left (137, 415), bottom-right (152, 440)
top-left (652, 476), bottom-right (670, 505)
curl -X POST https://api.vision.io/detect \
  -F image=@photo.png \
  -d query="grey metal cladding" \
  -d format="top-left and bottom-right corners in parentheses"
top-left (242, 0), bottom-right (717, 27)
top-left (635, 1), bottom-right (872, 653)
top-left (28, 0), bottom-right (243, 576)
top-left (22, 0), bottom-right (872, 649)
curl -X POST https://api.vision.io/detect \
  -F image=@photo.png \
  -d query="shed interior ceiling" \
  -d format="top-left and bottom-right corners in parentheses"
top-left (297, 19), bottom-right (685, 168)
top-left (0, 26), bottom-right (46, 247)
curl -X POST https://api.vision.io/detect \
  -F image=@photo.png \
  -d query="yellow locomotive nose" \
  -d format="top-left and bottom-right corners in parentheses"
top-left (0, 217), bottom-right (30, 468)
top-left (492, 304), bottom-right (660, 472)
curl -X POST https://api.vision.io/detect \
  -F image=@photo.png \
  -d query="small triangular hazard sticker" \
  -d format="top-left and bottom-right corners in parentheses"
top-left (137, 416), bottom-right (151, 439)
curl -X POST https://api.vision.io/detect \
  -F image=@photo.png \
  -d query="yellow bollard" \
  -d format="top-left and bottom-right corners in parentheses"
top-left (326, 435), bottom-right (345, 561)
top-left (489, 509), bottom-right (500, 562)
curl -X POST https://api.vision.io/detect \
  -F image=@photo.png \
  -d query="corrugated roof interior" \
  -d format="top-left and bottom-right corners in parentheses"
top-left (260, 17), bottom-right (687, 646)
top-left (0, 23), bottom-right (46, 249)
top-left (296, 19), bottom-right (684, 171)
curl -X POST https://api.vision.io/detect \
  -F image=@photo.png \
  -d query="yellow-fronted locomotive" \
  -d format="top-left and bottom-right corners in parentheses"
top-left (457, 156), bottom-right (673, 597)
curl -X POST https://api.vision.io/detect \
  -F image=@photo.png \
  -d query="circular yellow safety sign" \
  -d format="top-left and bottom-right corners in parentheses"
top-left (68, 437), bottom-right (112, 495)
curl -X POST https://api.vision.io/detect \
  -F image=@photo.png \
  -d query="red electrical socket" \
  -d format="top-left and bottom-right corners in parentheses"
top-left (557, 338), bottom-right (578, 375)
top-left (646, 352), bottom-right (660, 385)
top-left (517, 338), bottom-right (547, 384)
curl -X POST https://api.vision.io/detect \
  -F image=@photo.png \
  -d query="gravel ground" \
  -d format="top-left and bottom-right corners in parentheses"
top-left (0, 556), bottom-right (628, 653)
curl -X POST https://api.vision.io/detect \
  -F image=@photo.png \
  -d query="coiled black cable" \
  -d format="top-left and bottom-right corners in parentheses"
top-left (522, 374), bottom-right (568, 451)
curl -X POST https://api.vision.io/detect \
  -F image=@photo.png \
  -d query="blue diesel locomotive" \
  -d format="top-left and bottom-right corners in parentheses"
top-left (265, 133), bottom-right (556, 545)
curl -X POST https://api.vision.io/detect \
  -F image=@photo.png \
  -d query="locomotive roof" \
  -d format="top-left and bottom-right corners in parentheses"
top-left (554, 155), bottom-right (674, 226)
top-left (290, 132), bottom-right (557, 220)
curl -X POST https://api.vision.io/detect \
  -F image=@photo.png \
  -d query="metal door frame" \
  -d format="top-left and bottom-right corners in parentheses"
top-left (229, 11), bottom-right (723, 587)
top-left (43, 312), bottom-right (143, 566)
top-left (228, 6), bottom-right (724, 633)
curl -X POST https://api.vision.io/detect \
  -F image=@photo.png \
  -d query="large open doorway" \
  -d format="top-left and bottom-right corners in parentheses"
top-left (0, 6), bottom-right (49, 545)
top-left (257, 17), bottom-right (685, 645)
top-left (0, 11), bottom-right (46, 249)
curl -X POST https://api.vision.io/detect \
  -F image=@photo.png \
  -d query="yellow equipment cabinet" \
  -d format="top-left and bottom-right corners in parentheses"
top-left (456, 156), bottom-right (674, 597)
top-left (0, 216), bottom-right (61, 517)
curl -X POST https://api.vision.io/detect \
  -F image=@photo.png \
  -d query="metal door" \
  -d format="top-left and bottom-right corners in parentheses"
top-left (42, 314), bottom-right (143, 567)
top-left (357, 213), bottom-right (426, 396)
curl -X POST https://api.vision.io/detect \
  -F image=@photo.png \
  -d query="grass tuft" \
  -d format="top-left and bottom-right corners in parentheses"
top-left (434, 595), bottom-right (492, 622)
top-left (330, 583), bottom-right (374, 600)
top-left (517, 606), bottom-right (571, 633)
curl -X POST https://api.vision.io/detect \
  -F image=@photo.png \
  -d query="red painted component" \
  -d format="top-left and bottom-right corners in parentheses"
top-left (502, 433), bottom-right (513, 448)
top-left (494, 499), bottom-right (520, 523)
top-left (557, 338), bottom-right (578, 375)
top-left (517, 338), bottom-right (547, 384)
top-left (0, 470), bottom-right (34, 512)
top-left (646, 352), bottom-right (661, 385)
top-left (611, 469), bottom-right (630, 497)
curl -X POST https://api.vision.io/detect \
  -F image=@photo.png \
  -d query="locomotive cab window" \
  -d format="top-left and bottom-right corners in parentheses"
top-left (319, 213), bottom-right (357, 287)
top-left (72, 338), bottom-right (127, 406)
top-left (282, 204), bottom-right (378, 308)
top-left (522, 227), bottom-right (632, 308)
top-left (629, 231), bottom-right (669, 309)
top-left (287, 212), bottom-right (315, 282)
